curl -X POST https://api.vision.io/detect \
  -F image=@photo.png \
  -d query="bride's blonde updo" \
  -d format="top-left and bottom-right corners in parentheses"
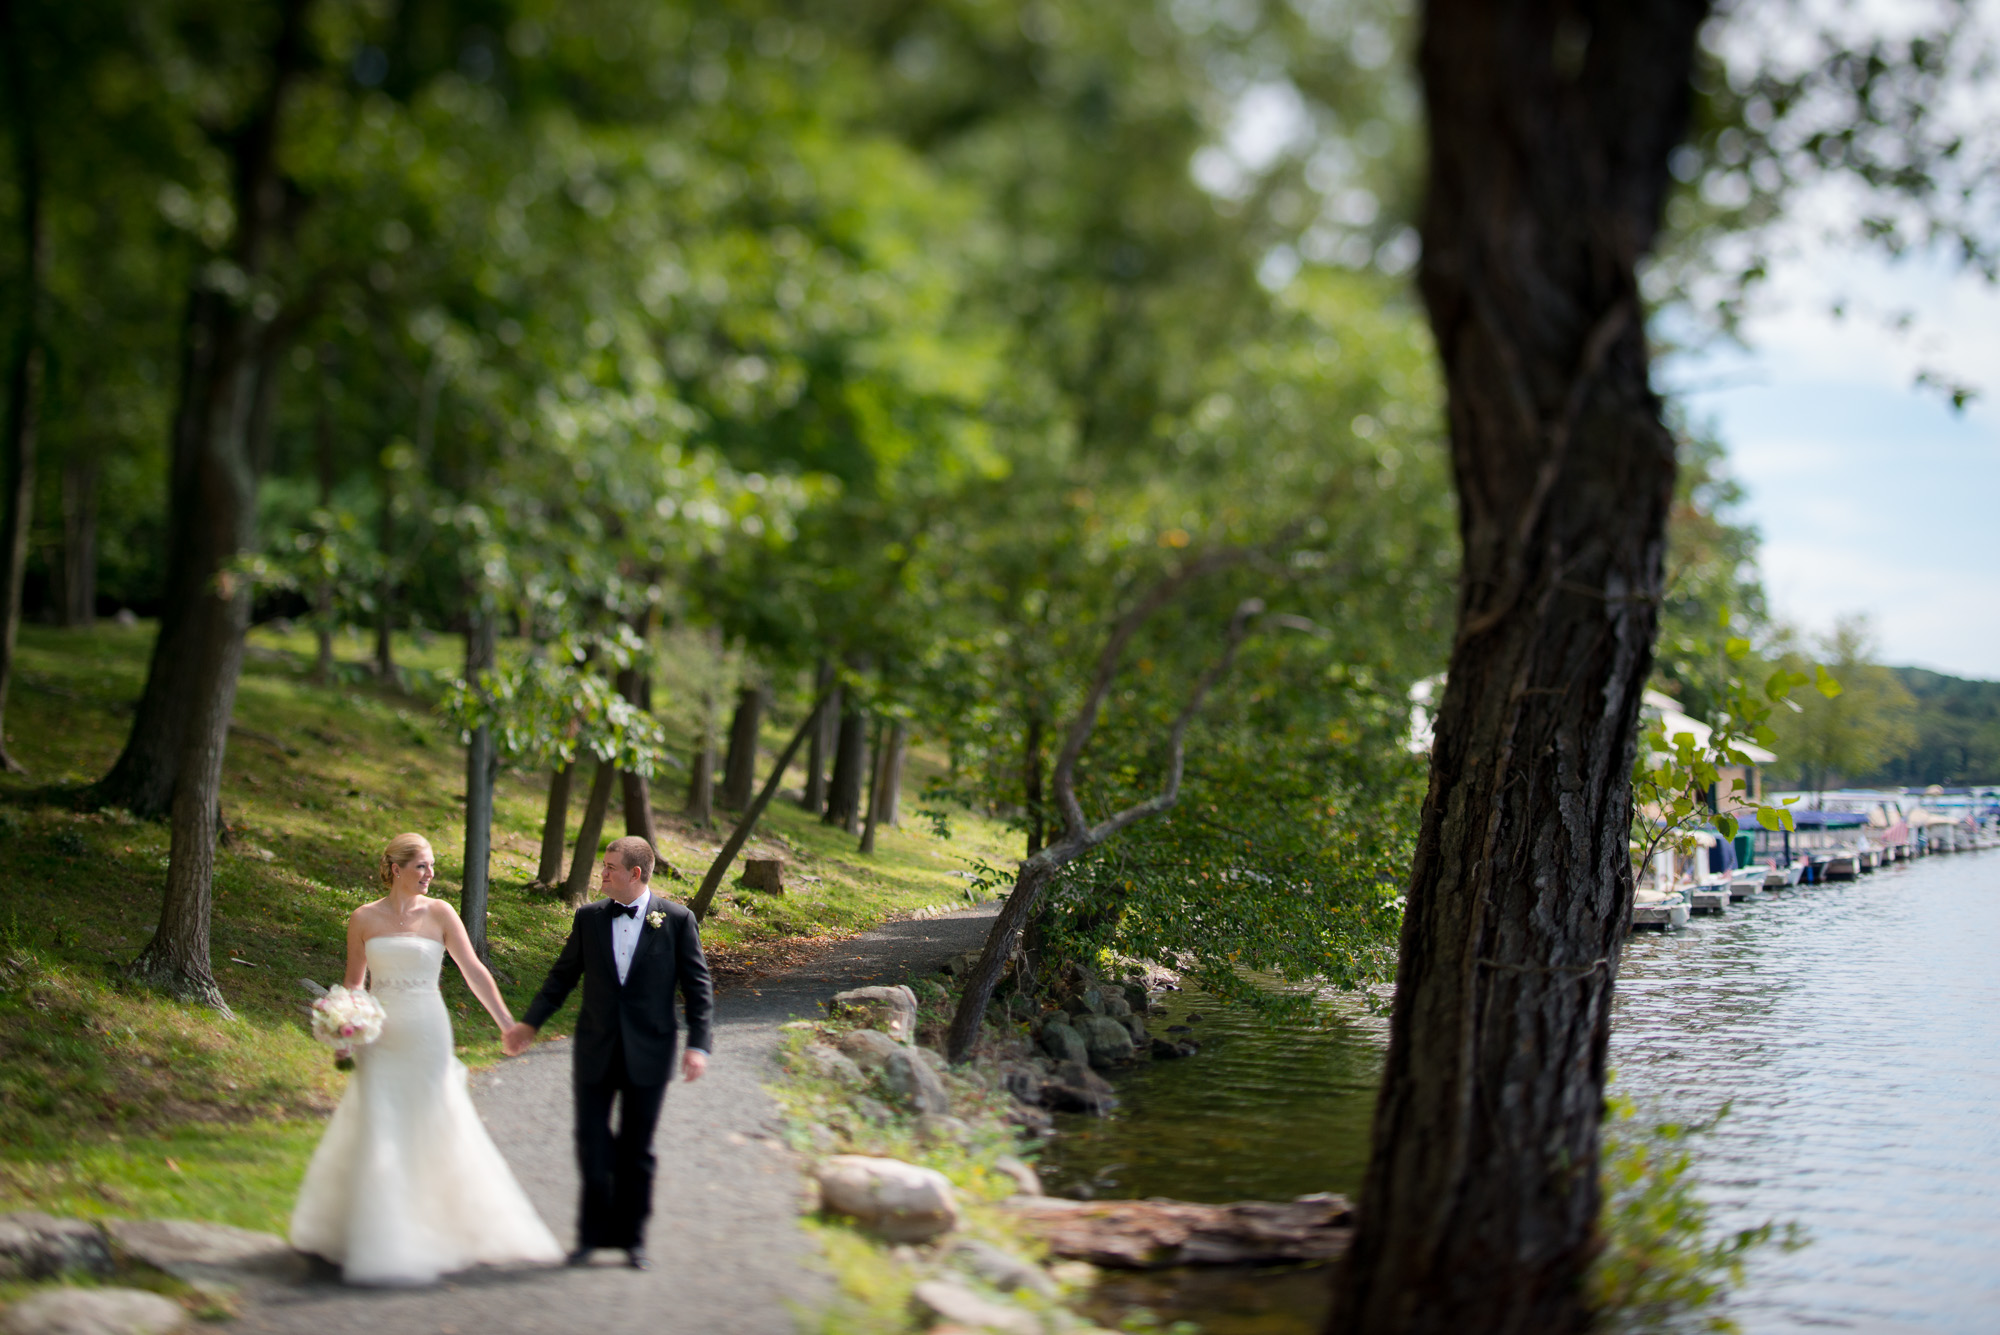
top-left (379, 833), bottom-right (434, 892)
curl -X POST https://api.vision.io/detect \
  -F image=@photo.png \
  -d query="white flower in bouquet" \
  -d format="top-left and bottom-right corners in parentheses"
top-left (311, 985), bottom-right (386, 1070)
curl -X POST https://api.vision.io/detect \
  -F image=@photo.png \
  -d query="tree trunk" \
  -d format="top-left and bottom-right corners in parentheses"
top-left (561, 759), bottom-right (618, 906)
top-left (688, 694), bottom-right (829, 921)
top-left (88, 0), bottom-right (310, 819)
top-left (619, 666), bottom-right (660, 851)
top-left (858, 717), bottom-right (887, 855)
top-left (57, 458), bottom-right (96, 629)
top-left (801, 658), bottom-right (836, 812)
top-left (0, 0), bottom-right (45, 777)
top-left (1328, 4), bottom-right (1700, 1331)
top-left (720, 684), bottom-right (762, 809)
top-left (1024, 711), bottom-right (1046, 855)
top-left (535, 764), bottom-right (573, 886)
top-left (684, 739), bottom-right (714, 827)
top-left (878, 719), bottom-right (908, 827)
top-left (823, 703), bottom-right (868, 832)
top-left (459, 614), bottom-right (497, 964)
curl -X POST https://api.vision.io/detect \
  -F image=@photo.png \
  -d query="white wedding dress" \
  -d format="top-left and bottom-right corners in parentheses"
top-left (290, 935), bottom-right (563, 1284)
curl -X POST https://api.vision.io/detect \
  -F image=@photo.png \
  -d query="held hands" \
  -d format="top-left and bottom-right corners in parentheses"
top-left (681, 1049), bottom-right (708, 1083)
top-left (501, 1022), bottom-right (537, 1057)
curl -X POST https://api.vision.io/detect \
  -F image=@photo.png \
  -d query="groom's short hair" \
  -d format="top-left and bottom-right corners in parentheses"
top-left (607, 836), bottom-right (656, 882)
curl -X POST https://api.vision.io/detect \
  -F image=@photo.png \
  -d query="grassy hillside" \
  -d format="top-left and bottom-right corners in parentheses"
top-left (0, 621), bottom-right (1016, 1234)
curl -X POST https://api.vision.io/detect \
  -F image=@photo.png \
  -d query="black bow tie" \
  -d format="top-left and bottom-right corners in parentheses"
top-left (610, 901), bottom-right (640, 919)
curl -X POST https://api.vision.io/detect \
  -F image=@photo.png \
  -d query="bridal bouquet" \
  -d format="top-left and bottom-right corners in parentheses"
top-left (311, 986), bottom-right (386, 1071)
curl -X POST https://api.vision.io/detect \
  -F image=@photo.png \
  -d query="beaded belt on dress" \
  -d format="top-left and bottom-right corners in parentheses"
top-left (371, 978), bottom-right (438, 994)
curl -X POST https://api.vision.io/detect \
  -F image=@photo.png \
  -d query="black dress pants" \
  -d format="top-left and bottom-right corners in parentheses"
top-left (573, 1033), bottom-right (669, 1249)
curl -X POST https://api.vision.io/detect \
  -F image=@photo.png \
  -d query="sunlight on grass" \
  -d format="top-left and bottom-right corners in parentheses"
top-left (0, 621), bottom-right (1020, 1230)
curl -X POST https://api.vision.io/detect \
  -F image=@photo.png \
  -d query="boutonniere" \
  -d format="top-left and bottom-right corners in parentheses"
top-left (646, 910), bottom-right (665, 929)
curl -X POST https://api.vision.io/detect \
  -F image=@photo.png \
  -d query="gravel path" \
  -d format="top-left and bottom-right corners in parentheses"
top-left (241, 903), bottom-right (1002, 1335)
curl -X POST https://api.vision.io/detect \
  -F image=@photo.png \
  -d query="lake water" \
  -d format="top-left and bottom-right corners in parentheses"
top-left (1041, 850), bottom-right (2000, 1334)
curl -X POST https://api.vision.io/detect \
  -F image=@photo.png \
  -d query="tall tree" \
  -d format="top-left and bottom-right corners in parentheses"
top-left (91, 0), bottom-right (310, 823)
top-left (124, 0), bottom-right (314, 1008)
top-left (1329, 2), bottom-right (1704, 1330)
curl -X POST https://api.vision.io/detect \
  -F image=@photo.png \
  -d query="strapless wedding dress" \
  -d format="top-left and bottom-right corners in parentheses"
top-left (290, 935), bottom-right (562, 1284)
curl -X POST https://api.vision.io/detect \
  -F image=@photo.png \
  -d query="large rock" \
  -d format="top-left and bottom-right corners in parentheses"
top-left (992, 1155), bottom-right (1045, 1198)
top-left (915, 1114), bottom-right (973, 1147)
top-left (103, 1218), bottom-right (306, 1286)
top-left (814, 1156), bottom-right (960, 1243)
top-left (1041, 1059), bottom-right (1118, 1115)
top-left (1075, 1013), bottom-right (1136, 1067)
top-left (0, 1214), bottom-right (113, 1280)
top-left (835, 1028), bottom-right (904, 1072)
top-left (798, 1043), bottom-right (865, 1085)
top-left (0, 1287), bottom-right (189, 1335)
top-left (1037, 1018), bottom-right (1088, 1065)
top-left (947, 1238), bottom-right (1059, 1298)
top-left (1101, 995), bottom-right (1132, 1019)
top-left (996, 1061), bottom-right (1044, 1106)
top-left (881, 1049), bottom-right (951, 1116)
top-left (910, 1279), bottom-right (1039, 1335)
top-left (829, 985), bottom-right (918, 1043)
top-left (1063, 988), bottom-right (1106, 1018)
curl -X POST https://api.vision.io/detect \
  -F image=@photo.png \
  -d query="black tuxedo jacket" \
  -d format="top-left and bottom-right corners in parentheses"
top-left (523, 894), bottom-right (714, 1088)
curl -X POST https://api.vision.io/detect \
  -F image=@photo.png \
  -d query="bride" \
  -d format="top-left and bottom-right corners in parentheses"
top-left (291, 832), bottom-right (562, 1284)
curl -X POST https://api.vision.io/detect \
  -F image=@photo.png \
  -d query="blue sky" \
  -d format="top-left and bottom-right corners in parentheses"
top-left (1664, 252), bottom-right (2000, 680)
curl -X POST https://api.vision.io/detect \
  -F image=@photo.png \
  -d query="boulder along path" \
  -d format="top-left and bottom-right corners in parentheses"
top-left (243, 902), bottom-right (1003, 1335)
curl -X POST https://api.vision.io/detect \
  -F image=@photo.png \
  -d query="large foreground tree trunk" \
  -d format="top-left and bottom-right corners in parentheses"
top-left (1328, 3), bottom-right (1701, 1331)
top-left (720, 684), bottom-right (762, 810)
top-left (0, 0), bottom-right (45, 776)
top-left (459, 615), bottom-right (497, 964)
top-left (90, 0), bottom-right (309, 819)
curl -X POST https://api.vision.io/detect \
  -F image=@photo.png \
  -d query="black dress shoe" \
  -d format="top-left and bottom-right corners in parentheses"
top-left (566, 1247), bottom-right (593, 1267)
top-left (626, 1247), bottom-right (650, 1271)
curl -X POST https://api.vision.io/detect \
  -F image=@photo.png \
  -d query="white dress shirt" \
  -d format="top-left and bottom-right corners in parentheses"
top-left (608, 889), bottom-right (707, 1056)
top-left (609, 890), bottom-right (650, 985)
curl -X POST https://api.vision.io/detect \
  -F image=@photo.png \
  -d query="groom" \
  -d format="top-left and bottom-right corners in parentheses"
top-left (503, 836), bottom-right (713, 1271)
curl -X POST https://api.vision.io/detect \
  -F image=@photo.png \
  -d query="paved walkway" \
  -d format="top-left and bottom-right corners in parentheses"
top-left (242, 904), bottom-right (1002, 1335)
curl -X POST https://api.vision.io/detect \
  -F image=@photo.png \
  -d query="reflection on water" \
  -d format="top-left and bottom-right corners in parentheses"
top-left (1611, 853), bottom-right (2000, 1333)
top-left (1039, 853), bottom-right (1999, 1334)
top-left (1040, 995), bottom-right (1385, 1205)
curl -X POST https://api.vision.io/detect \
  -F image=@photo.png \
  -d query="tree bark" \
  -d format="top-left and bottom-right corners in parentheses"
top-left (824, 703), bottom-right (868, 832)
top-left (688, 694), bottom-right (829, 921)
top-left (535, 764), bottom-right (573, 886)
top-left (0, 0), bottom-right (45, 776)
top-left (89, 0), bottom-right (310, 818)
top-left (1328, 4), bottom-right (1701, 1331)
top-left (1023, 711), bottom-right (1046, 855)
top-left (58, 458), bottom-right (96, 629)
top-left (858, 717), bottom-right (887, 855)
top-left (619, 666), bottom-right (660, 850)
top-left (878, 718), bottom-right (908, 827)
top-left (459, 614), bottom-right (497, 964)
top-left (561, 759), bottom-right (619, 906)
top-left (801, 658), bottom-right (837, 812)
top-left (720, 683), bottom-right (762, 809)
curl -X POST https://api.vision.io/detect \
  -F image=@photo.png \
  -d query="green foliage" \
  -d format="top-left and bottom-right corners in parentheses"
top-left (1591, 1091), bottom-right (1803, 1333)
top-left (1633, 624), bottom-right (1817, 869)
top-left (1764, 617), bottom-right (1919, 793)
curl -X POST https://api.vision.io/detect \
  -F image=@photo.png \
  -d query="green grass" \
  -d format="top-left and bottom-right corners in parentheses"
top-left (0, 620), bottom-right (1019, 1234)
